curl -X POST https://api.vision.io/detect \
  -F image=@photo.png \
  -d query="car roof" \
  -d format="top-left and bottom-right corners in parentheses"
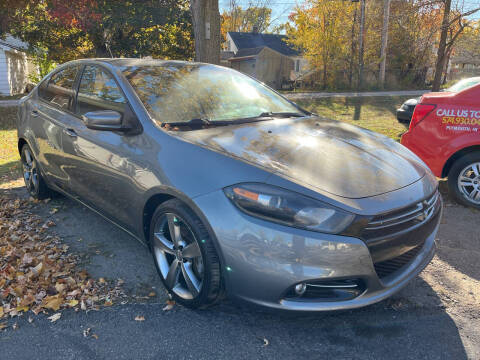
top-left (63, 58), bottom-right (201, 69)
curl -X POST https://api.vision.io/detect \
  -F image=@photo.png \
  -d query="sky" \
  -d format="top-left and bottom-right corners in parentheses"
top-left (218, 0), bottom-right (304, 27)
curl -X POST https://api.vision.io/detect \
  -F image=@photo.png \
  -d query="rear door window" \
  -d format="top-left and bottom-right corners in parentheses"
top-left (38, 66), bottom-right (79, 111)
top-left (76, 65), bottom-right (126, 116)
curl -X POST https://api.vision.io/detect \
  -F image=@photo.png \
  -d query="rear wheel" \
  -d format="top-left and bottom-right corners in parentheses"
top-left (20, 144), bottom-right (51, 200)
top-left (149, 199), bottom-right (222, 308)
top-left (448, 151), bottom-right (480, 209)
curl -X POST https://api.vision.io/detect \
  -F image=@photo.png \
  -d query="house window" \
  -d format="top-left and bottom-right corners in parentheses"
top-left (295, 59), bottom-right (300, 72)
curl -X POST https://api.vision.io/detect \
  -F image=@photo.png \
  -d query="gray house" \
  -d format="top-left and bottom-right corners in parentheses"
top-left (224, 31), bottom-right (307, 89)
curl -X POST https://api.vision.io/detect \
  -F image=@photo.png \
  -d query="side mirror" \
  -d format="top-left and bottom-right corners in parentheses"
top-left (82, 110), bottom-right (124, 131)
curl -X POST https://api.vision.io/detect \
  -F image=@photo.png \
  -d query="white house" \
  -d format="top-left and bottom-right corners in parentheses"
top-left (0, 35), bottom-right (37, 96)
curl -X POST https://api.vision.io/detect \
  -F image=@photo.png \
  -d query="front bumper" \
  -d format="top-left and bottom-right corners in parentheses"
top-left (193, 189), bottom-right (440, 311)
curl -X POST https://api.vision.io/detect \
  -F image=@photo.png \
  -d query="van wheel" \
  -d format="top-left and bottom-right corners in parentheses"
top-left (20, 144), bottom-right (52, 200)
top-left (448, 151), bottom-right (480, 209)
top-left (149, 199), bottom-right (223, 308)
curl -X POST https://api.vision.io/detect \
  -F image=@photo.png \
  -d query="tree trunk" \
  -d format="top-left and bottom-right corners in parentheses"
top-left (190, 0), bottom-right (221, 64)
top-left (432, 0), bottom-right (451, 92)
top-left (348, 7), bottom-right (357, 89)
top-left (379, 0), bottom-right (391, 89)
top-left (357, 0), bottom-right (366, 90)
top-left (442, 46), bottom-right (453, 84)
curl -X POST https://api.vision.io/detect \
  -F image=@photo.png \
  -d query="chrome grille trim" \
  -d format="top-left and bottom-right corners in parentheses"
top-left (365, 191), bottom-right (439, 231)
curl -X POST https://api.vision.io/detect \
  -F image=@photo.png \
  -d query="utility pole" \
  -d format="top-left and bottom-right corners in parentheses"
top-left (379, 0), bottom-right (390, 89)
top-left (190, 0), bottom-right (221, 64)
top-left (357, 0), bottom-right (366, 90)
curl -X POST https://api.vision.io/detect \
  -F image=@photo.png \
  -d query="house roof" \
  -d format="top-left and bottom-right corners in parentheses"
top-left (234, 47), bottom-right (264, 58)
top-left (0, 35), bottom-right (28, 52)
top-left (228, 32), bottom-right (299, 56)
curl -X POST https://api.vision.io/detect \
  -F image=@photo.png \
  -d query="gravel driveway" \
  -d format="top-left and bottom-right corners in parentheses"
top-left (0, 181), bottom-right (479, 359)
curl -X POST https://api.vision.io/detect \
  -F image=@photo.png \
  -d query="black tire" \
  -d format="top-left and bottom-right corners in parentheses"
top-left (20, 144), bottom-right (52, 200)
top-left (149, 199), bottom-right (223, 308)
top-left (448, 151), bottom-right (480, 209)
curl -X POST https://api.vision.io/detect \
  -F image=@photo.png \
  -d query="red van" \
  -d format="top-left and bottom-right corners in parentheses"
top-left (401, 83), bottom-right (480, 208)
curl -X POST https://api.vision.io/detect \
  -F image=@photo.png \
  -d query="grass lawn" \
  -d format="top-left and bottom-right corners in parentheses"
top-left (296, 96), bottom-right (410, 141)
top-left (0, 107), bottom-right (22, 188)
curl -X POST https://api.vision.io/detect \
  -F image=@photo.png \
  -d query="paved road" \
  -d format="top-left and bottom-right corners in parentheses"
top-left (0, 99), bottom-right (20, 107)
top-left (284, 90), bottom-right (429, 100)
top-left (0, 185), bottom-right (479, 359)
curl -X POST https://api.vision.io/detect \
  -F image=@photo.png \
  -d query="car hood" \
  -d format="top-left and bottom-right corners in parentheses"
top-left (174, 116), bottom-right (427, 198)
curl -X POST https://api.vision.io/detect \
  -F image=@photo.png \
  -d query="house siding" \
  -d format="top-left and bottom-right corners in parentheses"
top-left (0, 49), bottom-right (11, 95)
top-left (5, 50), bottom-right (29, 94)
top-left (255, 47), bottom-right (293, 89)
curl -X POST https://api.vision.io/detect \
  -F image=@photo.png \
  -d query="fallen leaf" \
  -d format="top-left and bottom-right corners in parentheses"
top-left (148, 292), bottom-right (156, 297)
top-left (162, 300), bottom-right (175, 311)
top-left (42, 295), bottom-right (64, 311)
top-left (83, 327), bottom-right (91, 337)
top-left (104, 300), bottom-right (113, 307)
top-left (0, 307), bottom-right (3, 318)
top-left (68, 300), bottom-right (79, 307)
top-left (92, 334), bottom-right (99, 340)
top-left (47, 313), bottom-right (61, 322)
top-left (0, 322), bottom-right (7, 330)
top-left (134, 315), bottom-right (145, 322)
top-left (28, 316), bottom-right (34, 323)
top-left (12, 322), bottom-right (18, 330)
top-left (15, 305), bottom-right (29, 312)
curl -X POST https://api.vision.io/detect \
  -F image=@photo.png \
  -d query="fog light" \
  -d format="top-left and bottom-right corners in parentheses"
top-left (294, 283), bottom-right (306, 296)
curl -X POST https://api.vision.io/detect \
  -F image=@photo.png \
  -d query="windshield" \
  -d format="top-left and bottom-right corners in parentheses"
top-left (446, 78), bottom-right (480, 93)
top-left (122, 63), bottom-right (302, 124)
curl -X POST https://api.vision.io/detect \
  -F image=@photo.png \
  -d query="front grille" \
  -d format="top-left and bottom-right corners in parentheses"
top-left (363, 191), bottom-right (439, 240)
top-left (361, 191), bottom-right (441, 279)
top-left (374, 242), bottom-right (424, 278)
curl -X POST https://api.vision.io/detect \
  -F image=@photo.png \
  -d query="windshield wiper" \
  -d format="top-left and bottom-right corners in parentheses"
top-left (162, 111), bottom-right (308, 130)
top-left (162, 118), bottom-right (227, 129)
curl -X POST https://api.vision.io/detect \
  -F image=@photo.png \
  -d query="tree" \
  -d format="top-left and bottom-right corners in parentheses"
top-left (288, 0), bottom-right (358, 89)
top-left (190, 0), bottom-right (221, 64)
top-left (0, 0), bottom-right (194, 63)
top-left (221, 3), bottom-right (272, 41)
top-left (432, 1), bottom-right (480, 91)
top-left (454, 20), bottom-right (480, 65)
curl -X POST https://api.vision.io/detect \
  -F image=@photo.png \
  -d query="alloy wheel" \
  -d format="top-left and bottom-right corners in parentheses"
top-left (22, 148), bottom-right (39, 194)
top-left (152, 213), bottom-right (204, 299)
top-left (457, 162), bottom-right (480, 204)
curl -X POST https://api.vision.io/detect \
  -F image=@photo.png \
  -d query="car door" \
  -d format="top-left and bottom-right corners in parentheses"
top-left (60, 64), bottom-right (142, 230)
top-left (29, 65), bottom-right (81, 188)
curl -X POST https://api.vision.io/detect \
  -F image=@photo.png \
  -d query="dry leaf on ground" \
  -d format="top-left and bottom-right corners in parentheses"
top-left (162, 299), bottom-right (175, 311)
top-left (47, 313), bottom-right (61, 322)
top-left (134, 315), bottom-right (145, 321)
top-left (0, 197), bottom-right (126, 320)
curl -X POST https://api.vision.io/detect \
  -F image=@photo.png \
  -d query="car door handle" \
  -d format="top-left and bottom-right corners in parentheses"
top-left (63, 128), bottom-right (77, 138)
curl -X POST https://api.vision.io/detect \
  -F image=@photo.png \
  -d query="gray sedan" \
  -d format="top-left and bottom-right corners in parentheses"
top-left (17, 59), bottom-right (442, 311)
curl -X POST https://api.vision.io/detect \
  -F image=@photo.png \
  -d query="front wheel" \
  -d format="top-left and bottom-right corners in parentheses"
top-left (149, 199), bottom-right (223, 308)
top-left (20, 144), bottom-right (51, 200)
top-left (448, 151), bottom-right (480, 209)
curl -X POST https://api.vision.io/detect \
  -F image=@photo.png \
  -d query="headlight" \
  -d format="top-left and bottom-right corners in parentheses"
top-left (224, 183), bottom-right (355, 234)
